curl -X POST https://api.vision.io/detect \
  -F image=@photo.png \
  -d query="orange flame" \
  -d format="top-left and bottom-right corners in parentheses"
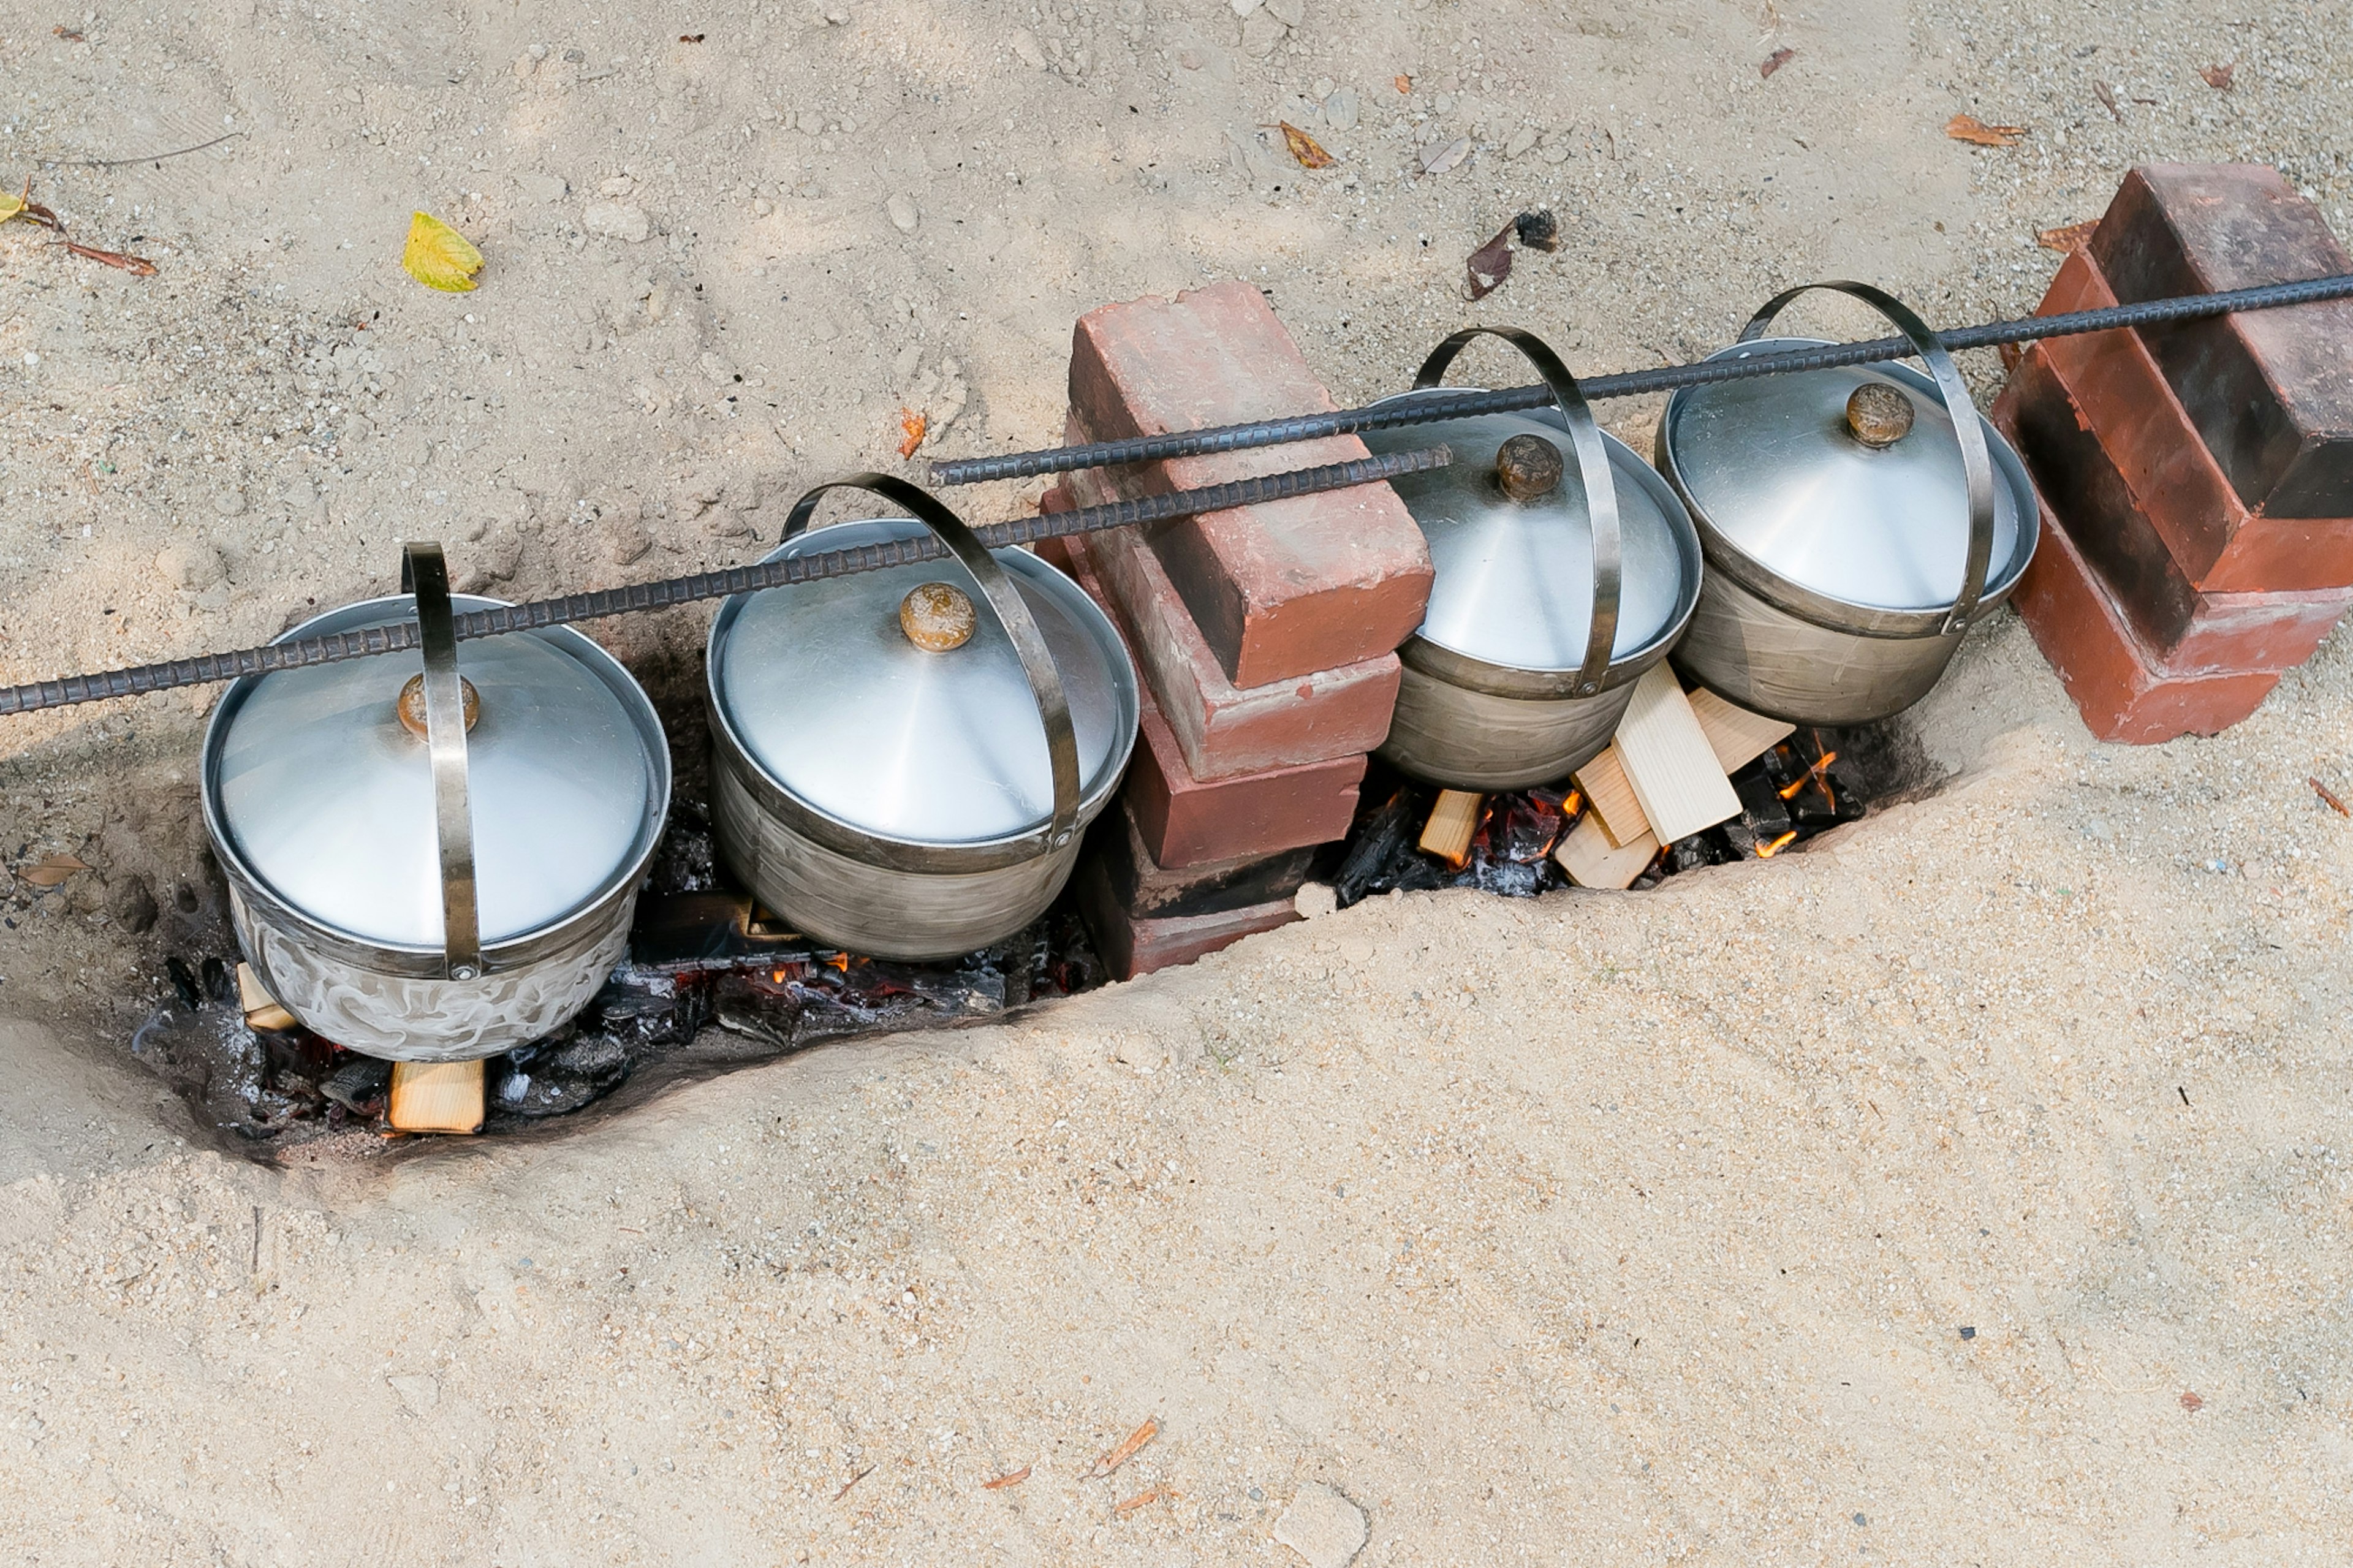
top-left (1754, 830), bottom-right (1799, 859)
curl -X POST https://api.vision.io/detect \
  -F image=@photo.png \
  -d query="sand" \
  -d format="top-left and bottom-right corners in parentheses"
top-left (3, 0), bottom-right (2351, 1561)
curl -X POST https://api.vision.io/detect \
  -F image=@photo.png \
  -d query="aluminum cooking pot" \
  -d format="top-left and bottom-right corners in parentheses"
top-left (1656, 281), bottom-right (2039, 725)
top-left (705, 475), bottom-right (1139, 960)
top-left (1362, 327), bottom-right (1703, 789)
top-left (202, 544), bottom-right (672, 1062)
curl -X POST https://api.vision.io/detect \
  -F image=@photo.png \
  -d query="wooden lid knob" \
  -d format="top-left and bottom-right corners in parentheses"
top-left (900, 581), bottom-right (977, 652)
top-left (1496, 433), bottom-right (1565, 502)
top-left (396, 673), bottom-right (481, 738)
top-left (1846, 382), bottom-right (1915, 449)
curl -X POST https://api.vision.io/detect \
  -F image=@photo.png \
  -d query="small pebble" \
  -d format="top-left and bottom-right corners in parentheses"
top-left (582, 201), bottom-right (652, 243)
top-left (1273, 1483), bottom-right (1368, 1568)
top-left (886, 193), bottom-right (920, 233)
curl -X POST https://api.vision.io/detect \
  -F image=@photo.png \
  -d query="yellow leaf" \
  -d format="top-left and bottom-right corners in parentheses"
top-left (0, 187), bottom-right (23, 226)
top-left (401, 211), bottom-right (483, 292)
top-left (1277, 122), bottom-right (1336, 169)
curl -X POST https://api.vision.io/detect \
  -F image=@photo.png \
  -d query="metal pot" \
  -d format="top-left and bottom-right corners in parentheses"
top-left (202, 544), bottom-right (672, 1062)
top-left (1362, 327), bottom-right (1703, 789)
top-left (705, 475), bottom-right (1139, 960)
top-left (1656, 281), bottom-right (2039, 725)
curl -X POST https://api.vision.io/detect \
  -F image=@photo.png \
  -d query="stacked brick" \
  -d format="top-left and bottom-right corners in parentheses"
top-left (1036, 281), bottom-right (1432, 977)
top-left (1995, 164), bottom-right (2353, 743)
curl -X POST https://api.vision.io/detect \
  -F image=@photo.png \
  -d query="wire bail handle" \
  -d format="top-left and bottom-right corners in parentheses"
top-left (399, 543), bottom-right (483, 980)
top-left (1737, 281), bottom-right (1998, 636)
top-left (782, 474), bottom-right (1083, 850)
top-left (1413, 326), bottom-right (1622, 697)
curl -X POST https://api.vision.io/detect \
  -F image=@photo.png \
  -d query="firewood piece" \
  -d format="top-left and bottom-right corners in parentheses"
top-left (388, 1059), bottom-right (485, 1134)
top-left (1553, 814), bottom-right (1659, 890)
top-left (1612, 662), bottom-right (1741, 845)
top-left (1687, 686), bottom-right (1796, 773)
top-left (1571, 745), bottom-right (1646, 847)
top-left (1417, 789), bottom-right (1482, 869)
top-left (234, 961), bottom-right (300, 1034)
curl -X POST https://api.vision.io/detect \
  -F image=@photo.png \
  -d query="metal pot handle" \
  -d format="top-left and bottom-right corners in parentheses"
top-left (398, 543), bottom-right (483, 980)
top-left (780, 474), bottom-right (1082, 850)
top-left (1737, 281), bottom-right (1997, 636)
top-left (1413, 327), bottom-right (1621, 697)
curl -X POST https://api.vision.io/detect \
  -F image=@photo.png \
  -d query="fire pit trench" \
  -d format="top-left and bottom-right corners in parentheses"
top-left (126, 708), bottom-right (1911, 1154)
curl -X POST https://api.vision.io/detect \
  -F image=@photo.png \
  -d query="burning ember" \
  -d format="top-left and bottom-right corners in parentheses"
top-left (130, 803), bottom-right (1106, 1150)
top-left (1332, 727), bottom-right (1871, 908)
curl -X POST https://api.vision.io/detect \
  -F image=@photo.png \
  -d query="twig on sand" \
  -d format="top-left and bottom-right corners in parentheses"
top-left (37, 131), bottom-right (244, 169)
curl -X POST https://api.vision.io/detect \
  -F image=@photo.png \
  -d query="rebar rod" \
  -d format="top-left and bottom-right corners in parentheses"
top-left (0, 447), bottom-right (1450, 718)
top-left (926, 271), bottom-right (2353, 487)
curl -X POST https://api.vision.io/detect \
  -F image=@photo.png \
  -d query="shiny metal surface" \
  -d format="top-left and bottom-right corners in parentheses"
top-left (1369, 409), bottom-right (1692, 678)
top-left (1664, 346), bottom-right (2026, 617)
top-left (398, 543), bottom-right (482, 980)
top-left (1656, 282), bottom-right (2040, 726)
top-left (1363, 332), bottom-right (1702, 790)
top-left (207, 594), bottom-right (669, 953)
top-left (1669, 570), bottom-right (1958, 726)
top-left (708, 520), bottom-right (1132, 852)
top-left (1380, 663), bottom-right (1634, 790)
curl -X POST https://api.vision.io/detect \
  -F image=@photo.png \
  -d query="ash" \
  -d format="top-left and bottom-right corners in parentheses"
top-left (1333, 728), bottom-right (1873, 909)
top-left (132, 802), bottom-right (1105, 1150)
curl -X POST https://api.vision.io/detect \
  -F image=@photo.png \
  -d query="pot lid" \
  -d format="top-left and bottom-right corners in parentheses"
top-left (708, 518), bottom-right (1135, 847)
top-left (210, 598), bottom-right (666, 950)
top-left (1663, 340), bottom-right (2026, 613)
top-left (1364, 405), bottom-right (1691, 672)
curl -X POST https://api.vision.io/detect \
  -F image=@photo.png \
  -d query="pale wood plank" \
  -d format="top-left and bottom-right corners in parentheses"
top-left (1571, 745), bottom-right (1648, 847)
top-left (1554, 814), bottom-right (1660, 889)
top-left (1613, 662), bottom-right (1741, 844)
top-left (1417, 789), bottom-right (1483, 869)
top-left (389, 1059), bottom-right (485, 1135)
top-left (235, 961), bottom-right (298, 1034)
top-left (1688, 686), bottom-right (1797, 773)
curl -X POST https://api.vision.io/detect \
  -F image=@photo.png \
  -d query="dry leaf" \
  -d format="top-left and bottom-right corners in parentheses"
top-left (1945, 113), bottom-right (2026, 148)
top-left (1113, 1485), bottom-right (1171, 1515)
top-left (1418, 135), bottom-right (1471, 176)
top-left (2093, 80), bottom-right (2122, 121)
top-left (53, 25), bottom-right (85, 40)
top-left (61, 240), bottom-right (158, 276)
top-left (18, 854), bottom-right (89, 888)
top-left (982, 1467), bottom-right (1031, 1490)
top-left (1464, 220), bottom-right (1514, 301)
top-left (2199, 62), bottom-right (2234, 91)
top-left (1089, 1418), bottom-right (1158, 1479)
top-left (2036, 219), bottom-right (2099, 252)
top-left (679, 32), bottom-right (705, 42)
top-left (1277, 121), bottom-right (1336, 169)
top-left (1761, 47), bottom-right (1796, 78)
top-left (1393, 74), bottom-right (1412, 94)
top-left (2180, 1390), bottom-right (2205, 1411)
top-left (401, 210), bottom-right (484, 292)
top-left (896, 407), bottom-right (927, 458)
top-left (1515, 208), bottom-right (1559, 252)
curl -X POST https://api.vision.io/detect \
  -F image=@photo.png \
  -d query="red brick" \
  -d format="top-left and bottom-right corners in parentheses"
top-left (1048, 521), bottom-right (1369, 867)
top-left (2001, 458), bottom-right (2284, 747)
top-left (2088, 164), bottom-right (2353, 518)
top-left (1072, 854), bottom-right (1299, 981)
top-left (2000, 347), bottom-right (2352, 673)
top-left (1124, 678), bottom-right (1366, 868)
top-left (1084, 795), bottom-right (1317, 921)
top-left (2028, 248), bottom-right (2353, 592)
top-left (1069, 281), bottom-right (1432, 686)
top-left (1058, 515), bottom-right (1398, 780)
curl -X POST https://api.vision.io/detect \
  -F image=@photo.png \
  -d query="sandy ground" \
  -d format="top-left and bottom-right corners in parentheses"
top-left (3, 0), bottom-right (2352, 1561)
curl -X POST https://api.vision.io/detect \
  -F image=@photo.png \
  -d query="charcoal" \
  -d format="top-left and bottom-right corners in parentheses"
top-left (321, 1056), bottom-right (392, 1115)
top-left (491, 1034), bottom-right (634, 1119)
top-left (643, 800), bottom-right (724, 895)
top-left (1667, 834), bottom-right (1735, 873)
top-left (1490, 790), bottom-right (1569, 863)
top-left (200, 956), bottom-right (238, 1005)
top-left (1332, 787), bottom-right (1426, 907)
top-left (1464, 849), bottom-right (1545, 898)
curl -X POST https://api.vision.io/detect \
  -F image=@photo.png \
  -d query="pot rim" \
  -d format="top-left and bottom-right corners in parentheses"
top-left (200, 594), bottom-right (672, 977)
top-left (1370, 388), bottom-right (1705, 699)
top-left (704, 525), bottom-right (1139, 876)
top-left (1656, 337), bottom-right (2041, 640)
